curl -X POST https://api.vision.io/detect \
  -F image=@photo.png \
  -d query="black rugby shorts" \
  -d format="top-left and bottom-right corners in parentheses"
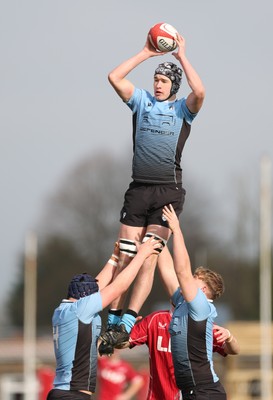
top-left (119, 181), bottom-right (186, 227)
top-left (47, 389), bottom-right (92, 400)
top-left (181, 381), bottom-right (227, 400)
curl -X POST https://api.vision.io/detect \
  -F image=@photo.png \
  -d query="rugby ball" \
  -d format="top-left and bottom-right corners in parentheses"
top-left (148, 22), bottom-right (178, 52)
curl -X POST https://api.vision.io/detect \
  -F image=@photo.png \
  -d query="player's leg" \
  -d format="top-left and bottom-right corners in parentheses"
top-left (122, 224), bottom-right (171, 317)
top-left (119, 183), bottom-right (185, 331)
top-left (106, 182), bottom-right (150, 328)
top-left (99, 224), bottom-right (170, 355)
top-left (99, 181), bottom-right (149, 355)
top-left (118, 225), bottom-right (171, 334)
top-left (106, 224), bottom-right (146, 327)
top-left (100, 183), bottom-right (184, 353)
top-left (99, 239), bottom-right (174, 355)
top-left (98, 224), bottom-right (146, 356)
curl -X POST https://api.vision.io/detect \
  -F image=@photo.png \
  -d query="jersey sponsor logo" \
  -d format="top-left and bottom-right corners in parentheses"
top-left (140, 127), bottom-right (175, 136)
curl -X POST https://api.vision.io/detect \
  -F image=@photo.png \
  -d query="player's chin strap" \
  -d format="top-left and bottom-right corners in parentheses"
top-left (157, 90), bottom-right (173, 102)
top-left (142, 232), bottom-right (167, 253)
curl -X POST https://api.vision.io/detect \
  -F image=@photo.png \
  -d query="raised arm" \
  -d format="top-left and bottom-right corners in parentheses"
top-left (108, 35), bottom-right (163, 102)
top-left (100, 237), bottom-right (161, 309)
top-left (157, 246), bottom-right (179, 298)
top-left (162, 204), bottom-right (198, 302)
top-left (172, 34), bottom-right (205, 114)
top-left (95, 242), bottom-right (119, 290)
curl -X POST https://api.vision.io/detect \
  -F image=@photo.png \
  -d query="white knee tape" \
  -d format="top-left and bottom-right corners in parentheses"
top-left (142, 232), bottom-right (167, 253)
top-left (119, 239), bottom-right (137, 258)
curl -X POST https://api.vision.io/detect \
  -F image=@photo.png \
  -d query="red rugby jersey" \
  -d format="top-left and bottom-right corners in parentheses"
top-left (97, 356), bottom-right (141, 400)
top-left (130, 310), bottom-right (227, 400)
top-left (130, 310), bottom-right (181, 400)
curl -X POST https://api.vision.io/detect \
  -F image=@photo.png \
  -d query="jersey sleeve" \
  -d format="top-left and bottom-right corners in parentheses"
top-left (213, 342), bottom-right (227, 357)
top-left (129, 316), bottom-right (149, 347)
top-left (124, 361), bottom-right (142, 381)
top-left (171, 287), bottom-right (183, 306)
top-left (181, 97), bottom-right (198, 124)
top-left (126, 87), bottom-right (142, 112)
top-left (75, 292), bottom-right (103, 323)
top-left (126, 88), bottom-right (153, 114)
top-left (188, 289), bottom-right (217, 321)
top-left (213, 328), bottom-right (227, 357)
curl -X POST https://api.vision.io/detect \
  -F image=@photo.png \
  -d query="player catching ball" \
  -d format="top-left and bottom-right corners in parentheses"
top-left (99, 25), bottom-right (205, 353)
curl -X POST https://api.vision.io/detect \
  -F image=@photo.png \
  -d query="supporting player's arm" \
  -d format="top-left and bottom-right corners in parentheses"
top-left (162, 204), bottom-right (198, 302)
top-left (157, 246), bottom-right (180, 298)
top-left (96, 242), bottom-right (119, 290)
top-left (100, 238), bottom-right (161, 309)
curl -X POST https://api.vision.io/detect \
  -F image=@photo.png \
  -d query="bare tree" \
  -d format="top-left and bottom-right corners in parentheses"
top-left (38, 152), bottom-right (131, 266)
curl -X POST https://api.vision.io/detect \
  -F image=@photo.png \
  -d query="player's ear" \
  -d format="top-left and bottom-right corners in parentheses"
top-left (201, 285), bottom-right (207, 294)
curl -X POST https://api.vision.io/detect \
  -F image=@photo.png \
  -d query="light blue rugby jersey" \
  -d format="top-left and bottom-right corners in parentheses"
top-left (126, 88), bottom-right (197, 184)
top-left (169, 288), bottom-right (219, 389)
top-left (52, 292), bottom-right (102, 392)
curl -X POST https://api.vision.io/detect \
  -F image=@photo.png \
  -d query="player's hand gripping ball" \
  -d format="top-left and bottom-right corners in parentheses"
top-left (148, 22), bottom-right (178, 52)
